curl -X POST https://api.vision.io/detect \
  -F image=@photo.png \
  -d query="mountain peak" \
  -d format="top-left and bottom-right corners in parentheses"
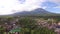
top-left (12, 8), bottom-right (55, 16)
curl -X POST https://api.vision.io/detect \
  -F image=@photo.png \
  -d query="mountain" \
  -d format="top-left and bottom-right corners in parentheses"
top-left (12, 8), bottom-right (59, 16)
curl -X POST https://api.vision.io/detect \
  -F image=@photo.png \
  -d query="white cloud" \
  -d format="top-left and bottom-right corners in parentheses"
top-left (53, 6), bottom-right (60, 8)
top-left (49, 0), bottom-right (60, 5)
top-left (42, 6), bottom-right (47, 9)
top-left (0, 0), bottom-right (46, 15)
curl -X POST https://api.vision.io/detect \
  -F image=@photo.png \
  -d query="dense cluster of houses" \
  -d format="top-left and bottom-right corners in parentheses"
top-left (36, 18), bottom-right (60, 34)
top-left (0, 17), bottom-right (21, 34)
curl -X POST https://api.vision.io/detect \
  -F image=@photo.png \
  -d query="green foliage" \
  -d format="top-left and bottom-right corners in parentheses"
top-left (19, 18), bottom-right (36, 27)
top-left (34, 27), bottom-right (56, 34)
top-left (21, 27), bottom-right (56, 34)
top-left (0, 26), bottom-right (5, 34)
top-left (18, 18), bottom-right (56, 34)
top-left (0, 17), bottom-right (58, 34)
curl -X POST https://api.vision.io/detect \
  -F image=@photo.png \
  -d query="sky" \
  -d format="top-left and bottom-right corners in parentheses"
top-left (0, 0), bottom-right (60, 15)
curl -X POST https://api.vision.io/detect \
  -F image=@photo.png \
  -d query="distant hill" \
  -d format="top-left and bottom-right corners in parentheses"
top-left (11, 8), bottom-right (60, 16)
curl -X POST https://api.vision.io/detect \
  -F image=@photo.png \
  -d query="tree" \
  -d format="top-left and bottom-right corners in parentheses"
top-left (0, 26), bottom-right (5, 34)
top-left (16, 17), bottom-right (56, 34)
top-left (18, 17), bottom-right (37, 34)
top-left (34, 27), bottom-right (56, 34)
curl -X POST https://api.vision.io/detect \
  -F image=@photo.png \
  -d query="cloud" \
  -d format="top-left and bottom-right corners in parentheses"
top-left (42, 0), bottom-right (60, 9)
top-left (48, 0), bottom-right (60, 5)
top-left (0, 0), bottom-right (46, 15)
top-left (42, 6), bottom-right (47, 9)
top-left (53, 6), bottom-right (60, 8)
top-left (0, 0), bottom-right (60, 15)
